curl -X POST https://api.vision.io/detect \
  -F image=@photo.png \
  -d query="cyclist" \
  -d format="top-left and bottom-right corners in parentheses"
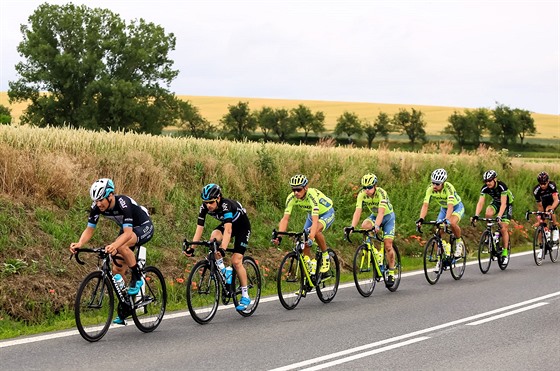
top-left (416, 169), bottom-right (466, 270)
top-left (273, 174), bottom-right (335, 275)
top-left (70, 178), bottom-right (154, 324)
top-left (471, 170), bottom-right (514, 264)
top-left (533, 171), bottom-right (559, 228)
top-left (345, 173), bottom-right (397, 286)
top-left (184, 184), bottom-right (252, 311)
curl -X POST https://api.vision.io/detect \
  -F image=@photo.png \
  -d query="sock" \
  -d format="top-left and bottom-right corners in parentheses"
top-left (241, 286), bottom-right (248, 298)
top-left (216, 258), bottom-right (225, 270)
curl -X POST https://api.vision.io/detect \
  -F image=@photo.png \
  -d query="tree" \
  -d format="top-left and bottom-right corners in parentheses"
top-left (514, 108), bottom-right (536, 144)
top-left (374, 112), bottom-right (391, 140)
top-left (254, 106), bottom-right (276, 141)
top-left (334, 111), bottom-right (363, 144)
top-left (175, 99), bottom-right (214, 138)
top-left (273, 108), bottom-right (297, 142)
top-left (290, 104), bottom-right (325, 143)
top-left (8, 3), bottom-right (178, 134)
top-left (220, 101), bottom-right (257, 140)
top-left (392, 108), bottom-right (427, 146)
top-left (489, 103), bottom-right (518, 146)
top-left (0, 105), bottom-right (11, 125)
top-left (363, 123), bottom-right (377, 148)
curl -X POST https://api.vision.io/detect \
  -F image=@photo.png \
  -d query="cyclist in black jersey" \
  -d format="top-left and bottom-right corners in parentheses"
top-left (185, 183), bottom-right (252, 311)
top-left (471, 170), bottom-right (514, 263)
top-left (533, 171), bottom-right (559, 227)
top-left (70, 178), bottom-right (154, 323)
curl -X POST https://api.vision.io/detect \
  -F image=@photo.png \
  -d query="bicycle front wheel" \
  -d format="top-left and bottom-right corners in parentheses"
top-left (74, 271), bottom-right (114, 342)
top-left (423, 237), bottom-right (441, 285)
top-left (186, 260), bottom-right (219, 324)
top-left (478, 231), bottom-right (493, 273)
top-left (232, 256), bottom-right (262, 317)
top-left (533, 228), bottom-right (545, 266)
top-left (277, 252), bottom-right (304, 310)
top-left (450, 239), bottom-right (467, 280)
top-left (352, 244), bottom-right (376, 297)
top-left (550, 234), bottom-right (559, 263)
top-left (385, 245), bottom-right (401, 292)
top-left (316, 249), bottom-right (340, 303)
top-left (132, 266), bottom-right (167, 332)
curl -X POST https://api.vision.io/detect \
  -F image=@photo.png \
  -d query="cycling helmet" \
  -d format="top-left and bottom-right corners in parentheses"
top-left (90, 178), bottom-right (115, 201)
top-left (361, 173), bottom-right (378, 187)
top-left (537, 171), bottom-right (549, 184)
top-left (430, 168), bottom-right (447, 184)
top-left (290, 174), bottom-right (308, 188)
top-left (201, 183), bottom-right (221, 201)
top-left (483, 170), bottom-right (497, 182)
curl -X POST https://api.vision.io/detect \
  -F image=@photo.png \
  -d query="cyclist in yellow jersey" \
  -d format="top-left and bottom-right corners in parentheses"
top-left (345, 174), bottom-right (397, 286)
top-left (416, 169), bottom-right (466, 269)
top-left (273, 174), bottom-right (335, 273)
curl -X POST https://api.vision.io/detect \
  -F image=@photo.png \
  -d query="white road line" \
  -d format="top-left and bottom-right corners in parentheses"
top-left (466, 302), bottom-right (549, 326)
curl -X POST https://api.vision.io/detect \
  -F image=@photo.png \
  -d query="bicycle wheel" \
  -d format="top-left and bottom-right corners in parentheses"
top-left (277, 252), bottom-right (304, 310)
top-left (352, 244), bottom-right (376, 297)
top-left (186, 260), bottom-right (219, 324)
top-left (131, 266), bottom-right (167, 332)
top-left (385, 245), bottom-right (401, 292)
top-left (316, 249), bottom-right (340, 303)
top-left (423, 237), bottom-right (441, 285)
top-left (74, 271), bottom-right (114, 342)
top-left (533, 228), bottom-right (545, 266)
top-left (550, 233), bottom-right (559, 263)
top-left (497, 240), bottom-right (511, 270)
top-left (478, 231), bottom-right (493, 273)
top-left (232, 256), bottom-right (262, 317)
top-left (450, 239), bottom-right (467, 280)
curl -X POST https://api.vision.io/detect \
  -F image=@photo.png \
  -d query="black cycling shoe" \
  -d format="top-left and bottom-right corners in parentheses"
top-left (386, 275), bottom-right (395, 287)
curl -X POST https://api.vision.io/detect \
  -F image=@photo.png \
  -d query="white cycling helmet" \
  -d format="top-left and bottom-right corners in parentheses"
top-left (431, 168), bottom-right (447, 184)
top-left (90, 178), bottom-right (115, 201)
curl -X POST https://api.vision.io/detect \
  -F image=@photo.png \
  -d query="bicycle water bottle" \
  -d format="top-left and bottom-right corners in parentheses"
top-left (545, 228), bottom-right (551, 241)
top-left (493, 232), bottom-right (500, 244)
top-left (553, 228), bottom-right (559, 243)
top-left (442, 241), bottom-right (451, 256)
top-left (137, 245), bottom-right (146, 269)
top-left (223, 266), bottom-right (233, 284)
top-left (114, 274), bottom-right (125, 293)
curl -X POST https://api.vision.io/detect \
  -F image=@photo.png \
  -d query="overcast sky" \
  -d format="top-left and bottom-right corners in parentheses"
top-left (1, 0), bottom-right (558, 114)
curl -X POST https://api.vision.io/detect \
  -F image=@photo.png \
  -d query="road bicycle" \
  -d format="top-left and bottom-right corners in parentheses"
top-left (72, 246), bottom-right (167, 342)
top-left (273, 229), bottom-right (340, 310)
top-left (344, 227), bottom-right (401, 297)
top-left (471, 217), bottom-right (511, 273)
top-left (417, 220), bottom-right (467, 285)
top-left (525, 210), bottom-right (559, 265)
top-left (182, 239), bottom-right (262, 324)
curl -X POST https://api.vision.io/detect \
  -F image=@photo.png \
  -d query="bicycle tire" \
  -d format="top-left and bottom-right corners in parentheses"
top-left (423, 237), bottom-right (441, 285)
top-left (131, 266), bottom-right (167, 332)
top-left (232, 256), bottom-right (262, 317)
top-left (450, 239), bottom-right (467, 280)
top-left (316, 249), bottom-right (340, 303)
top-left (550, 232), bottom-right (559, 263)
top-left (384, 245), bottom-right (401, 292)
top-left (478, 231), bottom-right (493, 274)
top-left (533, 228), bottom-right (545, 266)
top-left (186, 260), bottom-right (219, 324)
top-left (277, 251), bottom-right (304, 310)
top-left (497, 240), bottom-right (511, 270)
top-left (74, 271), bottom-right (114, 342)
top-left (352, 244), bottom-right (376, 297)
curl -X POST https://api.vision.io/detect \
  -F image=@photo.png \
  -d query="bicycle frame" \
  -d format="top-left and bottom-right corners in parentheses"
top-left (345, 227), bottom-right (385, 278)
top-left (526, 210), bottom-right (559, 265)
top-left (274, 229), bottom-right (316, 288)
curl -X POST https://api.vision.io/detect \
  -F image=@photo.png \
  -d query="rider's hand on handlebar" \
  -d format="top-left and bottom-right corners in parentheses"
top-left (470, 215), bottom-right (479, 223)
top-left (272, 237), bottom-right (282, 246)
top-left (69, 242), bottom-right (81, 254)
top-left (496, 216), bottom-right (502, 223)
top-left (344, 226), bottom-right (354, 234)
top-left (415, 217), bottom-right (424, 227)
top-left (183, 247), bottom-right (195, 257)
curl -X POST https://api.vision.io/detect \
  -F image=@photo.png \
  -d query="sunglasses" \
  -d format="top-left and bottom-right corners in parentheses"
top-left (363, 185), bottom-right (375, 190)
top-left (485, 179), bottom-right (494, 184)
top-left (432, 182), bottom-right (442, 186)
top-left (292, 187), bottom-right (304, 192)
top-left (203, 199), bottom-right (217, 205)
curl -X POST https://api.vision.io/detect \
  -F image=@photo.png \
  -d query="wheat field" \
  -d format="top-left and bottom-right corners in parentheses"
top-left (1, 92), bottom-right (558, 137)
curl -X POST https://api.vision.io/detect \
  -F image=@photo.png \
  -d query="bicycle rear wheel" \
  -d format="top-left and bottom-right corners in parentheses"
top-left (186, 260), bottom-right (219, 324)
top-left (450, 239), bottom-right (467, 280)
top-left (478, 231), bottom-right (493, 273)
top-left (384, 245), bottom-right (401, 292)
top-left (132, 266), bottom-right (167, 332)
top-left (352, 244), bottom-right (376, 297)
top-left (277, 252), bottom-right (304, 310)
top-left (533, 228), bottom-right (545, 266)
top-left (497, 240), bottom-right (511, 270)
top-left (232, 256), bottom-right (262, 317)
top-left (423, 237), bottom-right (441, 285)
top-left (74, 271), bottom-right (114, 342)
top-left (316, 249), bottom-right (340, 303)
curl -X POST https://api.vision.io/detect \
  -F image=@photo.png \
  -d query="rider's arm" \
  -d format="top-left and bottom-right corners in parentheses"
top-left (70, 226), bottom-right (95, 252)
top-left (308, 214), bottom-right (319, 241)
top-left (445, 203), bottom-right (453, 221)
top-left (106, 226), bottom-right (134, 254)
top-left (548, 192), bottom-right (559, 212)
top-left (374, 207), bottom-right (385, 229)
top-left (497, 194), bottom-right (507, 218)
top-left (278, 214), bottom-right (290, 232)
top-left (351, 208), bottom-right (362, 228)
top-left (220, 222), bottom-right (233, 250)
top-left (474, 195), bottom-right (485, 216)
top-left (192, 224), bottom-right (204, 242)
top-left (419, 202), bottom-right (429, 220)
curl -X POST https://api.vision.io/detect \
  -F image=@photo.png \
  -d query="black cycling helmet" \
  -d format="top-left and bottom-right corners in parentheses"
top-left (537, 171), bottom-right (549, 184)
top-left (483, 170), bottom-right (497, 182)
top-left (201, 183), bottom-right (221, 201)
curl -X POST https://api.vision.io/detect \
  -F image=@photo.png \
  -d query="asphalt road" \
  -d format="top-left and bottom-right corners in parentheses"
top-left (1, 251), bottom-right (559, 370)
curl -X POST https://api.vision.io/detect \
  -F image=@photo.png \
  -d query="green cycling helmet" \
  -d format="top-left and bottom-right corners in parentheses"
top-left (290, 174), bottom-right (308, 187)
top-left (361, 173), bottom-right (378, 187)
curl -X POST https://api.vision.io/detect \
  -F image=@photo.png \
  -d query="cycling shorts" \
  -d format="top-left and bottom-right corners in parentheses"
top-left (437, 202), bottom-right (465, 222)
top-left (366, 212), bottom-right (396, 240)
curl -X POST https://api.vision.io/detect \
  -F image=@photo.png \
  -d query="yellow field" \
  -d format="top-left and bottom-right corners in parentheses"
top-left (2, 92), bottom-right (558, 137)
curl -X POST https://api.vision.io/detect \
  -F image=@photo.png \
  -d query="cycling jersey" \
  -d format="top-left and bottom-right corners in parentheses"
top-left (284, 188), bottom-right (333, 216)
top-left (480, 180), bottom-right (514, 205)
top-left (355, 187), bottom-right (394, 216)
top-left (533, 181), bottom-right (558, 209)
top-left (88, 195), bottom-right (151, 228)
top-left (423, 182), bottom-right (462, 207)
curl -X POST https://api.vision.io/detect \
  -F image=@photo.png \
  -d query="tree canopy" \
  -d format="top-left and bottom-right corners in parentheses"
top-left (8, 3), bottom-right (178, 134)
top-left (334, 111), bottom-right (363, 143)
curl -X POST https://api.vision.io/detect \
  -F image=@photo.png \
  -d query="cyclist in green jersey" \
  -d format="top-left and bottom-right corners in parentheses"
top-left (345, 173), bottom-right (397, 286)
top-left (273, 174), bottom-right (335, 274)
top-left (416, 169), bottom-right (466, 267)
